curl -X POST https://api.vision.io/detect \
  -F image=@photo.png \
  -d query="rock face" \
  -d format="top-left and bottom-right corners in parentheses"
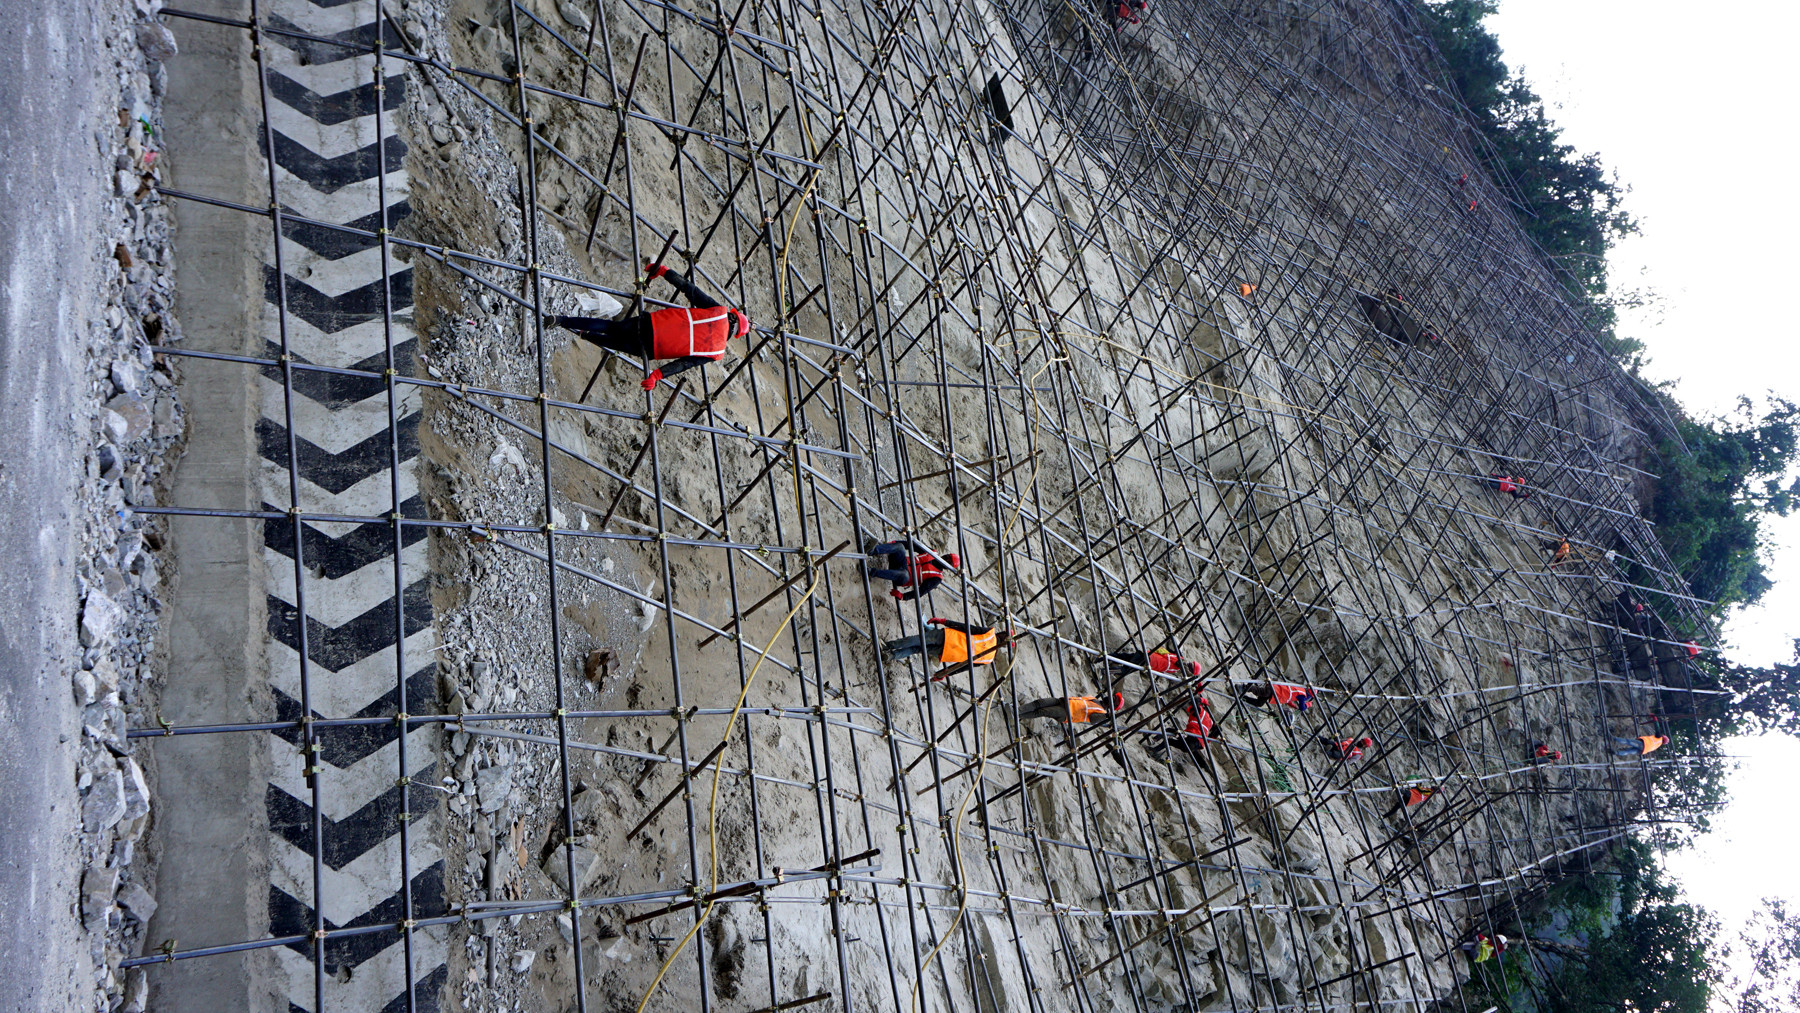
top-left (371, 0), bottom-right (1664, 1011)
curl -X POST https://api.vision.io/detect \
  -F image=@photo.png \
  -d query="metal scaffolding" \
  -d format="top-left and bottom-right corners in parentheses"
top-left (134, 0), bottom-right (1724, 1010)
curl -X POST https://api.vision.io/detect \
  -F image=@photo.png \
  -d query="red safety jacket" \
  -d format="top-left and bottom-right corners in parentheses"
top-left (1184, 700), bottom-right (1214, 742)
top-left (648, 305), bottom-right (747, 360)
top-left (1495, 475), bottom-right (1517, 493)
top-left (1147, 650), bottom-right (1203, 679)
top-left (1332, 737), bottom-right (1368, 760)
top-left (1270, 683), bottom-right (1314, 710)
top-left (908, 555), bottom-right (946, 585)
top-left (1684, 640), bottom-right (1701, 658)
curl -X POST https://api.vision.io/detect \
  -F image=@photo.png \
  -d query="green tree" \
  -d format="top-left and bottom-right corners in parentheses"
top-left (1416, 0), bottom-right (1637, 310)
top-left (1551, 902), bottom-right (1720, 1013)
top-left (1650, 398), bottom-right (1800, 609)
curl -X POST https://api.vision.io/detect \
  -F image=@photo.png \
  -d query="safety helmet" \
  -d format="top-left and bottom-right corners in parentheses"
top-left (945, 553), bottom-right (961, 568)
top-left (1358, 737), bottom-right (1374, 748)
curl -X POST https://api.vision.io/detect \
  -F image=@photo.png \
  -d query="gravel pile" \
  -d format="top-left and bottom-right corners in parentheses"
top-left (67, 1), bottom-right (187, 1008)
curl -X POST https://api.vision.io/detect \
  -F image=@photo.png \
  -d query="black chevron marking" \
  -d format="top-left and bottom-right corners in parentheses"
top-left (268, 131), bottom-right (408, 194)
top-left (259, 338), bottom-right (418, 408)
top-left (271, 667), bottom-right (439, 769)
top-left (279, 202), bottom-right (413, 261)
top-left (256, 415), bottom-right (420, 494)
top-left (266, 764), bottom-right (441, 870)
top-left (268, 69), bottom-right (405, 126)
top-left (262, 496), bottom-right (428, 579)
top-left (269, 863), bottom-right (447, 974)
top-left (267, 581), bottom-right (432, 672)
top-left (284, 963), bottom-right (446, 1013)
top-left (265, 13), bottom-right (395, 66)
top-left (263, 264), bottom-right (413, 335)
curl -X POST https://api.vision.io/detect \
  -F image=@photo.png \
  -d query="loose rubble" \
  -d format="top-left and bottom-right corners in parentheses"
top-left (67, 0), bottom-right (186, 1008)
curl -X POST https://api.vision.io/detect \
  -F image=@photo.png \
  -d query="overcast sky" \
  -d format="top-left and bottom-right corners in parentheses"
top-left (1484, 0), bottom-right (1800, 941)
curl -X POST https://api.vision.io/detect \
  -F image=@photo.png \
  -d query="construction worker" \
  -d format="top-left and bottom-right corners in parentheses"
top-left (883, 617), bottom-right (1004, 668)
top-left (1320, 735), bottom-right (1373, 761)
top-left (1683, 639), bottom-right (1701, 659)
top-left (1105, 0), bottom-right (1148, 29)
top-left (549, 262), bottom-right (750, 391)
top-left (1486, 473), bottom-right (1531, 500)
top-left (1532, 743), bottom-right (1562, 762)
top-left (1018, 691), bottom-right (1124, 724)
top-left (1461, 933), bottom-right (1507, 962)
top-left (1144, 697), bottom-right (1215, 762)
top-left (1105, 646), bottom-right (1202, 680)
top-left (864, 537), bottom-right (958, 601)
top-left (1241, 680), bottom-right (1315, 711)
top-left (1546, 537), bottom-right (1572, 566)
top-left (1382, 784), bottom-right (1436, 818)
top-left (1612, 734), bottom-right (1668, 757)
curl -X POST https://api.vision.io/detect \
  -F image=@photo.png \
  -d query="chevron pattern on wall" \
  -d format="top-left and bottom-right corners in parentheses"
top-left (256, 2), bottom-right (445, 1009)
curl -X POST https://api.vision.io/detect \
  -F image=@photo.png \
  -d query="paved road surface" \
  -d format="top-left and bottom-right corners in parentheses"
top-left (0, 0), bottom-right (104, 1008)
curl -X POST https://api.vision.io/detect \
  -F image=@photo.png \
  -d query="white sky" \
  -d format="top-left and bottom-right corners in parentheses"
top-left (1484, 0), bottom-right (1800, 949)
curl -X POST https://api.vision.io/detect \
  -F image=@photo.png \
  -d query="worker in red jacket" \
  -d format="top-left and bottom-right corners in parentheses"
top-left (1532, 743), bottom-right (1562, 762)
top-left (1105, 646), bottom-right (1202, 680)
top-left (1382, 784), bottom-right (1436, 818)
top-left (1321, 735), bottom-right (1373, 761)
top-left (1241, 681), bottom-right (1315, 711)
top-left (1106, 0), bottom-right (1148, 29)
top-left (864, 537), bottom-right (957, 601)
top-left (1486, 473), bottom-right (1531, 500)
top-left (549, 262), bottom-right (750, 390)
top-left (1144, 697), bottom-right (1215, 763)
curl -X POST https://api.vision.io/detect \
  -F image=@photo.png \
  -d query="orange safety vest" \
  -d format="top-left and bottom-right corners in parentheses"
top-left (1067, 696), bottom-right (1109, 723)
top-left (1639, 735), bottom-right (1666, 755)
top-left (648, 305), bottom-right (742, 359)
top-left (940, 627), bottom-right (999, 665)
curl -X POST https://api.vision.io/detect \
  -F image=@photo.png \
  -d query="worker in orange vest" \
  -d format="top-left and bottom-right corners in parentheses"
top-left (1105, 646), bottom-right (1202, 680)
top-left (1241, 681), bottom-right (1315, 712)
top-left (1546, 537), bottom-right (1571, 566)
top-left (882, 617), bottom-right (1004, 668)
top-left (550, 262), bottom-right (750, 391)
top-left (1019, 691), bottom-right (1125, 724)
top-left (1612, 734), bottom-right (1668, 757)
top-left (1321, 735), bottom-right (1373, 761)
top-left (1382, 784), bottom-right (1436, 818)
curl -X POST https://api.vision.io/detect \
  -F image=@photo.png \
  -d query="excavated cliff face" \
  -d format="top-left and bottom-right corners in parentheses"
top-left (382, 0), bottom-right (1658, 1008)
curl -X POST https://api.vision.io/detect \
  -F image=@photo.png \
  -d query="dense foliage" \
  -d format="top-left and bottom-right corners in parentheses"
top-left (1456, 842), bottom-right (1724, 1013)
top-left (1649, 398), bottom-right (1800, 610)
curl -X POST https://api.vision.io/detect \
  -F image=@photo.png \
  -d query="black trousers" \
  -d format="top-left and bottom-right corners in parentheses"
top-left (557, 315), bottom-right (652, 357)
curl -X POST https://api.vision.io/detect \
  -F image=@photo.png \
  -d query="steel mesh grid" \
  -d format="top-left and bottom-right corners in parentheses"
top-left (128, 0), bottom-right (1725, 1011)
